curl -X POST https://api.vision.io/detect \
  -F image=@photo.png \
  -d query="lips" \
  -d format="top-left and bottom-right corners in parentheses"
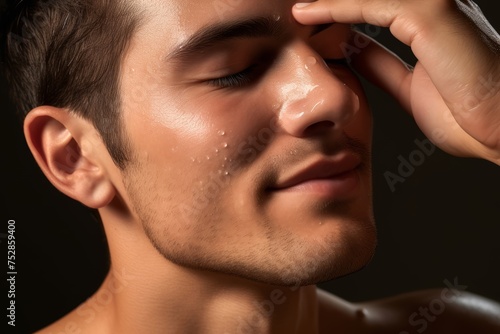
top-left (271, 153), bottom-right (362, 191)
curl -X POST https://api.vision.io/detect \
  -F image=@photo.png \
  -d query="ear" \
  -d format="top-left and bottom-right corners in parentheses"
top-left (24, 106), bottom-right (116, 209)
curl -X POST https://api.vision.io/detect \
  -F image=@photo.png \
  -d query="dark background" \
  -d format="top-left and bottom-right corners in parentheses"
top-left (2, 1), bottom-right (500, 333)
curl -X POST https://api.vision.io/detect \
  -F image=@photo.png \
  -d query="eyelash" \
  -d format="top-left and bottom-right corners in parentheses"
top-left (206, 58), bottom-right (349, 89)
top-left (206, 65), bottom-right (259, 88)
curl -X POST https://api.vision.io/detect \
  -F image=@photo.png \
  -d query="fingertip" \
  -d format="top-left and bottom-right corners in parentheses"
top-left (292, 1), bottom-right (333, 25)
top-left (294, 2), bottom-right (314, 10)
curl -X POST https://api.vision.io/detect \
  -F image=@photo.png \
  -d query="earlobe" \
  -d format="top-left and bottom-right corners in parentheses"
top-left (24, 106), bottom-right (116, 209)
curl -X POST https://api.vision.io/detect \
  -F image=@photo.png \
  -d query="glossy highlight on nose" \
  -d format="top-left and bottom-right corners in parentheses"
top-left (278, 81), bottom-right (321, 116)
top-left (274, 51), bottom-right (360, 137)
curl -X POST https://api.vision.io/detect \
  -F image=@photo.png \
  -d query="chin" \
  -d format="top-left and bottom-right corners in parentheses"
top-left (232, 217), bottom-right (378, 287)
top-left (256, 203), bottom-right (377, 286)
top-left (283, 228), bottom-right (377, 286)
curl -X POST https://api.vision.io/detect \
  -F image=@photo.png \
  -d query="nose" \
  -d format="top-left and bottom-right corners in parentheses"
top-left (275, 44), bottom-right (360, 137)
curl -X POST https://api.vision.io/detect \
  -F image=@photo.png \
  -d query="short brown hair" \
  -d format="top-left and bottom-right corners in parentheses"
top-left (1, 0), bottom-right (141, 169)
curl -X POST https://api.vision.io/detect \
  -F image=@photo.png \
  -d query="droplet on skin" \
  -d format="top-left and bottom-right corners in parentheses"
top-left (305, 56), bottom-right (317, 71)
top-left (218, 130), bottom-right (226, 136)
top-left (215, 149), bottom-right (219, 153)
top-left (222, 143), bottom-right (228, 148)
top-left (206, 156), bottom-right (211, 160)
top-left (273, 14), bottom-right (281, 21)
top-left (224, 171), bottom-right (230, 176)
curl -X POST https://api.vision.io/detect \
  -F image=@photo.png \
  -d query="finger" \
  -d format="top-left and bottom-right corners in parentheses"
top-left (293, 0), bottom-right (404, 27)
top-left (294, 0), bottom-right (499, 121)
top-left (348, 31), bottom-right (413, 113)
top-left (293, 0), bottom-right (497, 60)
top-left (292, 2), bottom-right (337, 25)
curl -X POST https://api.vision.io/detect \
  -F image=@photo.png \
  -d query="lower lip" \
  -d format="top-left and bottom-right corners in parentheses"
top-left (274, 169), bottom-right (360, 199)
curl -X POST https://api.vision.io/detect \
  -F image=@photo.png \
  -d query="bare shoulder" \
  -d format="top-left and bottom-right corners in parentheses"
top-left (34, 301), bottom-right (111, 334)
top-left (318, 287), bottom-right (500, 334)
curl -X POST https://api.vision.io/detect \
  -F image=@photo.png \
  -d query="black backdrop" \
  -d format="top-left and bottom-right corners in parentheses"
top-left (2, 1), bottom-right (500, 333)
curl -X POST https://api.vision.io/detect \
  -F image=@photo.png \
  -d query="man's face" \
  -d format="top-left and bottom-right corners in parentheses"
top-left (118, 0), bottom-right (376, 286)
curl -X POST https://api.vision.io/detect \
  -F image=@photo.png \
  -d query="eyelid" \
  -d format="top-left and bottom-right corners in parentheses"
top-left (204, 49), bottom-right (277, 88)
top-left (205, 65), bottom-right (258, 88)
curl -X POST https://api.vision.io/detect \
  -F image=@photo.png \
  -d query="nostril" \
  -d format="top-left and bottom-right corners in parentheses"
top-left (303, 120), bottom-right (335, 137)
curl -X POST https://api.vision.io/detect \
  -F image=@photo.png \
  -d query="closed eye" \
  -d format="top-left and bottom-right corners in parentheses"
top-left (206, 57), bottom-right (349, 89)
top-left (205, 65), bottom-right (258, 88)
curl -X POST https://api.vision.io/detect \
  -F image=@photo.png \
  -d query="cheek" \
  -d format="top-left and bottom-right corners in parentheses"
top-left (125, 90), bottom-right (272, 208)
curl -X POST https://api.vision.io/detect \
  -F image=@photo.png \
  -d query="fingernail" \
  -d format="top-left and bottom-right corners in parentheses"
top-left (294, 2), bottom-right (313, 9)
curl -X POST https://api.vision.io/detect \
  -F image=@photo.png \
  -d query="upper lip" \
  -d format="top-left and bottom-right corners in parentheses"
top-left (271, 152), bottom-right (362, 190)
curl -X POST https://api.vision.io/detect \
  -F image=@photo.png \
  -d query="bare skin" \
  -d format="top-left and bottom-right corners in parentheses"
top-left (23, 0), bottom-right (500, 333)
top-left (36, 282), bottom-right (500, 334)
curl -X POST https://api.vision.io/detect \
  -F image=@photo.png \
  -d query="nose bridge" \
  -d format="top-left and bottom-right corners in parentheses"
top-left (275, 41), bottom-right (359, 137)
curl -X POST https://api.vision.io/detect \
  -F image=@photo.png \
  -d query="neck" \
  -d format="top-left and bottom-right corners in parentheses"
top-left (91, 211), bottom-right (320, 334)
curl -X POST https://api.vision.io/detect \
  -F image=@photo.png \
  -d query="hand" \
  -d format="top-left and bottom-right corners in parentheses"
top-left (293, 0), bottom-right (500, 165)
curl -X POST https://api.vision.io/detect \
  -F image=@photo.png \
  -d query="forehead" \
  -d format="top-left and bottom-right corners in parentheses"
top-left (135, 0), bottom-right (299, 46)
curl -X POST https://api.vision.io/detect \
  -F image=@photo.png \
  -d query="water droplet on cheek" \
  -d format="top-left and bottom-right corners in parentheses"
top-left (273, 14), bottom-right (281, 21)
top-left (218, 130), bottom-right (226, 136)
top-left (222, 143), bottom-right (229, 148)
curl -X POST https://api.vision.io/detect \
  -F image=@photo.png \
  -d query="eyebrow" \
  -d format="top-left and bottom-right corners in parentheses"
top-left (165, 16), bottom-right (334, 64)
